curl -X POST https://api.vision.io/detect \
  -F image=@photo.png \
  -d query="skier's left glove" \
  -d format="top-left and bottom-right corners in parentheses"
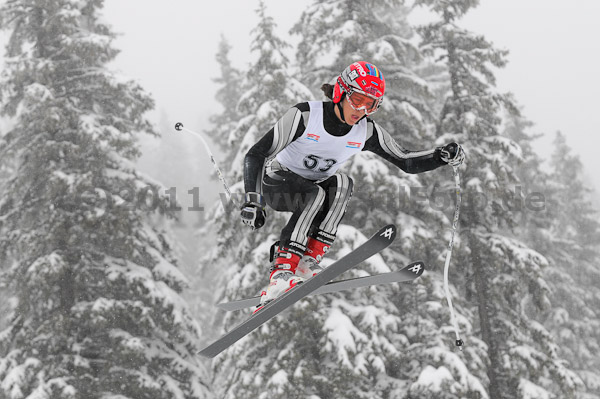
top-left (241, 192), bottom-right (266, 229)
top-left (439, 142), bottom-right (465, 167)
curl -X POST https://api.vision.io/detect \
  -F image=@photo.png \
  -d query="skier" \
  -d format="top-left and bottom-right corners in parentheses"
top-left (240, 61), bottom-right (464, 311)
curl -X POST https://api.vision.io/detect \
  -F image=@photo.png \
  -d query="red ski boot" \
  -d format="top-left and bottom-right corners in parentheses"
top-left (295, 237), bottom-right (329, 279)
top-left (254, 246), bottom-right (304, 314)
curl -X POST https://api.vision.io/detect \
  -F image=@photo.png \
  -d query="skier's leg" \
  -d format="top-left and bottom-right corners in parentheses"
top-left (296, 172), bottom-right (354, 278)
top-left (262, 165), bottom-right (327, 258)
top-left (312, 172), bottom-right (354, 242)
top-left (257, 164), bottom-right (327, 307)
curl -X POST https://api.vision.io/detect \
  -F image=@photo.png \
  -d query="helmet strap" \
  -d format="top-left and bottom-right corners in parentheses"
top-left (336, 93), bottom-right (348, 124)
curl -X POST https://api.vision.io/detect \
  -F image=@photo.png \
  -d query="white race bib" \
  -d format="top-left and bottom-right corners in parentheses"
top-left (276, 101), bottom-right (367, 181)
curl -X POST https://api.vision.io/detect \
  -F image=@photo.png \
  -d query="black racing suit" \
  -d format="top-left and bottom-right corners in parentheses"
top-left (244, 101), bottom-right (447, 256)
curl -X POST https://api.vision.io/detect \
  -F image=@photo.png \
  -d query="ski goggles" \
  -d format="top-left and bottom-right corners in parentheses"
top-left (346, 90), bottom-right (382, 115)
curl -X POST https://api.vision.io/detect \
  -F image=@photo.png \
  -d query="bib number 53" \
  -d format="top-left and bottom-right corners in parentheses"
top-left (303, 154), bottom-right (337, 172)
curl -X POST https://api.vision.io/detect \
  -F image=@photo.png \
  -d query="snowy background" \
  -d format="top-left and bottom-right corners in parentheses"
top-left (1, 0), bottom-right (600, 398)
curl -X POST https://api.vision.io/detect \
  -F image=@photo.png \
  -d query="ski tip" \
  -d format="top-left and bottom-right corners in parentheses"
top-left (404, 261), bottom-right (426, 277)
top-left (377, 224), bottom-right (397, 242)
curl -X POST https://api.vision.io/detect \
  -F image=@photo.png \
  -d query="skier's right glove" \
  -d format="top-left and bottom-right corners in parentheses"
top-left (240, 192), bottom-right (266, 229)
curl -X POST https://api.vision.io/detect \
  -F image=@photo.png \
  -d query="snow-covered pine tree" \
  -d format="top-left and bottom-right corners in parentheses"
top-left (291, 1), bottom-right (487, 398)
top-left (416, 0), bottom-right (582, 397)
top-left (537, 132), bottom-right (600, 398)
top-left (201, 1), bottom-right (317, 397)
top-left (0, 117), bottom-right (14, 335)
top-left (171, 35), bottom-right (246, 337)
top-left (208, 35), bottom-right (244, 155)
top-left (0, 1), bottom-right (211, 398)
top-left (136, 112), bottom-right (218, 341)
top-left (500, 110), bottom-right (556, 259)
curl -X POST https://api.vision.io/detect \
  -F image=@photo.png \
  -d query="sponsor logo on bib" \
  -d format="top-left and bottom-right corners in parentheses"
top-left (307, 133), bottom-right (320, 142)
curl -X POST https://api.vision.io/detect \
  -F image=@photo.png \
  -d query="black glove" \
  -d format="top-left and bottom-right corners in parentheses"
top-left (240, 192), bottom-right (266, 229)
top-left (439, 142), bottom-right (465, 167)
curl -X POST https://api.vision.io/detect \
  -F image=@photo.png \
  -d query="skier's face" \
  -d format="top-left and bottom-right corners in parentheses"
top-left (341, 95), bottom-right (367, 125)
top-left (347, 91), bottom-right (380, 114)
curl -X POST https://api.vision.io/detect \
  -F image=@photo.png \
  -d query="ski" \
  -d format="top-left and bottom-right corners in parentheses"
top-left (198, 224), bottom-right (397, 358)
top-left (217, 261), bottom-right (425, 312)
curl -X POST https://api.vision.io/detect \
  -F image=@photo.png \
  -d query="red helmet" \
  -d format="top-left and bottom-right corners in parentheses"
top-left (333, 61), bottom-right (385, 114)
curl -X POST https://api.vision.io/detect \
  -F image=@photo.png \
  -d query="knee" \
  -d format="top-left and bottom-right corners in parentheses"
top-left (332, 173), bottom-right (354, 197)
top-left (289, 184), bottom-right (325, 211)
top-left (308, 184), bottom-right (326, 203)
top-left (345, 175), bottom-right (354, 195)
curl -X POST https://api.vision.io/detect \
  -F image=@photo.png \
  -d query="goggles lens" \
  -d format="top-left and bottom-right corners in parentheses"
top-left (347, 91), bottom-right (381, 114)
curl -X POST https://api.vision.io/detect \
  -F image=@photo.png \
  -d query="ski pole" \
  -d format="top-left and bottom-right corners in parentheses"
top-left (443, 165), bottom-right (464, 350)
top-left (174, 122), bottom-right (238, 206)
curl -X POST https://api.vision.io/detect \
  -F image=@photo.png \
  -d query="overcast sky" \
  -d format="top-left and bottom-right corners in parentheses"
top-left (1, 0), bottom-right (599, 195)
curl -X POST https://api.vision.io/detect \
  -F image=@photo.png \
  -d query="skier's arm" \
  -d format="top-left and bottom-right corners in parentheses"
top-left (243, 103), bottom-right (309, 194)
top-left (362, 120), bottom-right (446, 173)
